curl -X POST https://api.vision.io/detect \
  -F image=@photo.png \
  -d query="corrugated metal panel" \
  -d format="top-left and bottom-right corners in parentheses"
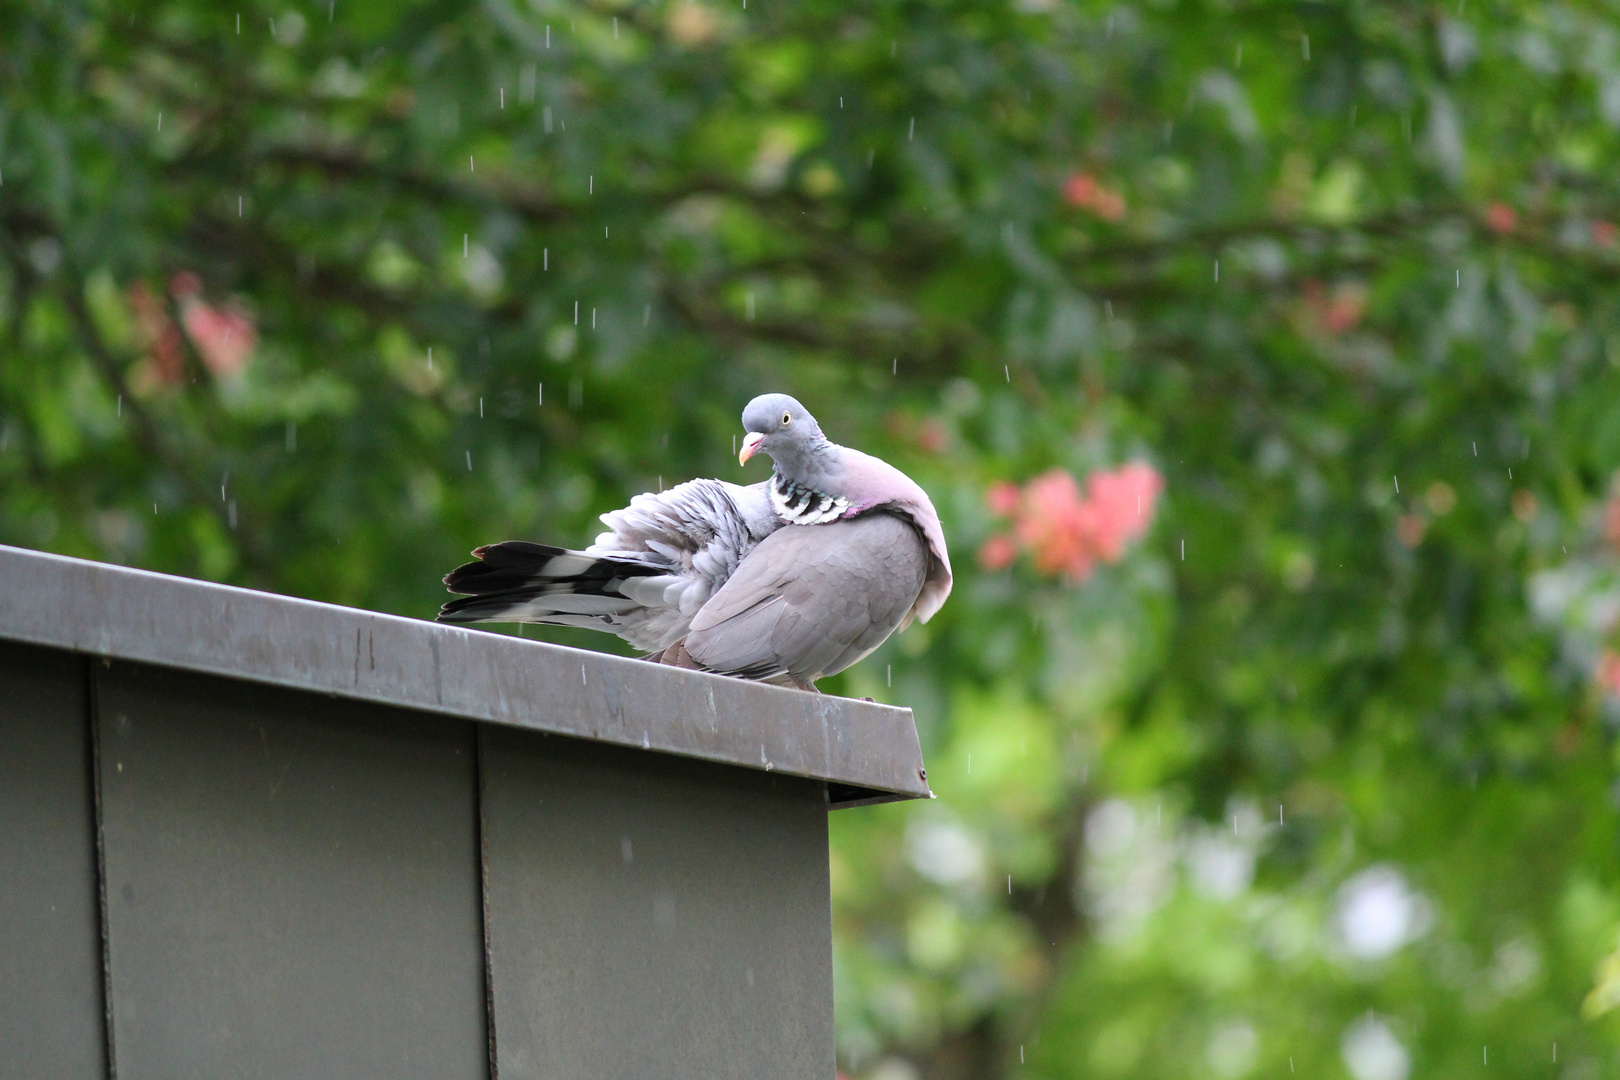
top-left (0, 544), bottom-right (930, 806)
top-left (95, 661), bottom-right (488, 1080)
top-left (0, 643), bottom-right (106, 1080)
top-left (482, 725), bottom-right (834, 1080)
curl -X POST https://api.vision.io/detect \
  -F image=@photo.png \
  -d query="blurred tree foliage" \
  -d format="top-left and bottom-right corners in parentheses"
top-left (7, 0), bottom-right (1620, 1076)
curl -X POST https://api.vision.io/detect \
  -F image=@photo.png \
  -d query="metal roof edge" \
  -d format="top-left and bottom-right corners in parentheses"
top-left (0, 544), bottom-right (930, 806)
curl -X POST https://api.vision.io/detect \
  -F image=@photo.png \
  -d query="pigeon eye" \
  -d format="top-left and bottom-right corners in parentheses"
top-left (782, 412), bottom-right (792, 425)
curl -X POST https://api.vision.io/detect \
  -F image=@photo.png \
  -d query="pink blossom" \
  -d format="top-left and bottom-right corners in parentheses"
top-left (1085, 461), bottom-right (1163, 561)
top-left (172, 272), bottom-right (256, 377)
top-left (1597, 649), bottom-right (1620, 697)
top-left (180, 300), bottom-right (256, 377)
top-left (978, 533), bottom-right (1018, 570)
top-left (1484, 202), bottom-right (1517, 235)
top-left (1018, 469), bottom-right (1095, 578)
top-left (986, 481), bottom-right (1022, 517)
top-left (127, 281), bottom-right (185, 383)
top-left (1605, 496), bottom-right (1620, 551)
top-left (1062, 172), bottom-right (1126, 221)
top-left (981, 462), bottom-right (1163, 581)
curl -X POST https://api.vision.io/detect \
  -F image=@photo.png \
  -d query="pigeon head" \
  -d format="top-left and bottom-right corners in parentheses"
top-left (738, 394), bottom-right (830, 475)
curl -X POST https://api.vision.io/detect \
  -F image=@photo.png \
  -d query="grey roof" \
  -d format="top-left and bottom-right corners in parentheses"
top-left (0, 545), bottom-right (930, 807)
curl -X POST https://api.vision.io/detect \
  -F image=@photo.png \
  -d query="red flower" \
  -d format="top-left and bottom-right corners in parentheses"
top-left (981, 462), bottom-right (1163, 581)
top-left (172, 272), bottom-right (256, 378)
top-left (1302, 279), bottom-right (1367, 336)
top-left (1484, 202), bottom-right (1517, 235)
top-left (978, 533), bottom-right (1018, 570)
top-left (1063, 172), bottom-right (1126, 222)
top-left (1086, 461), bottom-right (1164, 560)
top-left (1603, 496), bottom-right (1620, 551)
top-left (1595, 221), bottom-right (1619, 248)
top-left (1019, 469), bottom-right (1095, 578)
top-left (1597, 649), bottom-right (1620, 697)
top-left (986, 481), bottom-right (1022, 517)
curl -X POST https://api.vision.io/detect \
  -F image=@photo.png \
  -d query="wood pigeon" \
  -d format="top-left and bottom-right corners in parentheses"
top-left (438, 394), bottom-right (952, 691)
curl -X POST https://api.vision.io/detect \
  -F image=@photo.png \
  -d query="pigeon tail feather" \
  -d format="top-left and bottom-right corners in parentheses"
top-left (437, 478), bottom-right (780, 653)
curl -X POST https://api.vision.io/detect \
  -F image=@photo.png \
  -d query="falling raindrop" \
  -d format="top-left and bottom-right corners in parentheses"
top-left (238, 195), bottom-right (243, 217)
top-left (892, 357), bottom-right (897, 375)
top-left (117, 395), bottom-right (122, 416)
top-left (236, 12), bottom-right (240, 32)
top-left (1472, 440), bottom-right (1477, 456)
top-left (1214, 260), bottom-right (1220, 282)
top-left (574, 301), bottom-right (579, 325)
top-left (887, 664), bottom-right (891, 686)
top-left (545, 25), bottom-right (550, 48)
top-left (1394, 476), bottom-right (1399, 493)
top-left (499, 89), bottom-right (504, 109)
top-left (1456, 269), bottom-right (1460, 288)
top-left (479, 397), bottom-right (484, 418)
top-left (908, 117), bottom-right (915, 140)
top-left (589, 175), bottom-right (594, 194)
top-left (613, 15), bottom-right (618, 37)
top-left (466, 451), bottom-right (472, 470)
top-left (428, 347), bottom-right (433, 369)
top-left (1105, 299), bottom-right (1113, 319)
top-left (157, 112), bottom-right (162, 131)
top-left (1007, 875), bottom-right (1011, 894)
top-left (643, 304), bottom-right (651, 326)
top-left (544, 248), bottom-right (549, 270)
top-left (1181, 539), bottom-right (1186, 560)
top-left (866, 148), bottom-right (875, 168)
top-left (1004, 365), bottom-right (1010, 382)
top-left (464, 234), bottom-right (469, 258)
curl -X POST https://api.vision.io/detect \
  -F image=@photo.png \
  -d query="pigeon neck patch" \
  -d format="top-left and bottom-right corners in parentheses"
top-left (771, 472), bottom-right (849, 525)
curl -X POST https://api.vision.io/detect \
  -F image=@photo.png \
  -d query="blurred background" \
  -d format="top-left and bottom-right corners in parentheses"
top-left (6, 1), bottom-right (1620, 1076)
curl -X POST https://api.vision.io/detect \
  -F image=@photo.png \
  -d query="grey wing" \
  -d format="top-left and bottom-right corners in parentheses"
top-left (585, 478), bottom-right (780, 651)
top-left (682, 512), bottom-right (929, 685)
